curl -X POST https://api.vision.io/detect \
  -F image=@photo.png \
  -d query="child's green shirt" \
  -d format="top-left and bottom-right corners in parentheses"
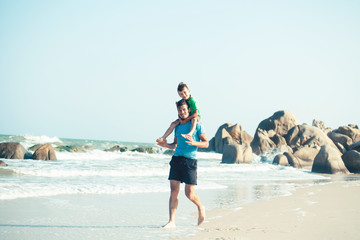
top-left (187, 96), bottom-right (200, 117)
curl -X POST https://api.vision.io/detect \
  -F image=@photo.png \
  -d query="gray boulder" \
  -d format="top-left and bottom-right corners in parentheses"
top-left (312, 119), bottom-right (332, 134)
top-left (221, 143), bottom-right (253, 164)
top-left (285, 125), bottom-right (339, 151)
top-left (273, 154), bottom-right (290, 166)
top-left (335, 126), bottom-right (360, 143)
top-left (0, 160), bottom-right (8, 166)
top-left (0, 142), bottom-right (29, 159)
top-left (293, 147), bottom-right (320, 170)
top-left (327, 131), bottom-right (353, 151)
top-left (283, 152), bottom-right (303, 169)
top-left (105, 145), bottom-right (128, 152)
top-left (342, 150), bottom-right (360, 173)
top-left (312, 145), bottom-right (349, 174)
top-left (32, 144), bottom-right (57, 160)
top-left (213, 123), bottom-right (252, 153)
top-left (251, 110), bottom-right (300, 155)
top-left (348, 141), bottom-right (360, 152)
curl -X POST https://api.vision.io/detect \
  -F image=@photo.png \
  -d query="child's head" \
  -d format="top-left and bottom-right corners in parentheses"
top-left (177, 82), bottom-right (191, 100)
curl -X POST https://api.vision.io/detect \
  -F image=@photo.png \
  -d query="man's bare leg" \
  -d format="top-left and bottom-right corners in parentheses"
top-left (163, 180), bottom-right (180, 228)
top-left (185, 184), bottom-right (205, 226)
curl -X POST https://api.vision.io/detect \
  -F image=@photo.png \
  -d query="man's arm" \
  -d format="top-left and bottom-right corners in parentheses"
top-left (182, 133), bottom-right (209, 148)
top-left (157, 137), bottom-right (178, 150)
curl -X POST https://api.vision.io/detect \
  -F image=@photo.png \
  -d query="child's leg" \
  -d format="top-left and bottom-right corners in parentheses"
top-left (157, 119), bottom-right (180, 142)
top-left (186, 117), bottom-right (198, 138)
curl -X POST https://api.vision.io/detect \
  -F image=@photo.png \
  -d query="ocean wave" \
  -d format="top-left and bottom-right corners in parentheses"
top-left (0, 180), bottom-right (228, 200)
top-left (24, 135), bottom-right (62, 144)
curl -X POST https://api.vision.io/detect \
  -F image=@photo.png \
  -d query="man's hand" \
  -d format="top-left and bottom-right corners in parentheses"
top-left (181, 134), bottom-right (195, 145)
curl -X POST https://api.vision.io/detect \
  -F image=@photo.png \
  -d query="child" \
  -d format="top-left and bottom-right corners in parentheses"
top-left (157, 82), bottom-right (200, 143)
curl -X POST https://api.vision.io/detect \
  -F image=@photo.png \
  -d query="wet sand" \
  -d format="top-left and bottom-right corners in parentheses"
top-left (184, 178), bottom-right (360, 240)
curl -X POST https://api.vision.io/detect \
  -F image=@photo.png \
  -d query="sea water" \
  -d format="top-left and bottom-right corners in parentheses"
top-left (0, 134), bottom-right (330, 239)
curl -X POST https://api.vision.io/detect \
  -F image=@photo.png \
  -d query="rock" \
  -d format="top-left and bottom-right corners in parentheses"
top-left (251, 129), bottom-right (276, 155)
top-left (342, 150), bottom-right (360, 173)
top-left (327, 131), bottom-right (353, 151)
top-left (348, 141), bottom-right (360, 152)
top-left (214, 123), bottom-right (233, 153)
top-left (251, 110), bottom-right (300, 155)
top-left (312, 119), bottom-right (332, 134)
top-left (198, 137), bottom-right (215, 152)
top-left (348, 124), bottom-right (359, 129)
top-left (285, 125), bottom-right (339, 151)
top-left (273, 154), bottom-right (289, 166)
top-left (28, 144), bottom-right (43, 151)
top-left (213, 123), bottom-right (253, 153)
top-left (0, 142), bottom-right (28, 159)
top-left (221, 143), bottom-right (253, 164)
top-left (283, 152), bottom-right (303, 169)
top-left (32, 144), bottom-right (57, 160)
top-left (334, 142), bottom-right (347, 154)
top-left (131, 147), bottom-right (157, 154)
top-left (163, 149), bottom-right (175, 155)
top-left (293, 147), bottom-right (320, 169)
top-left (105, 145), bottom-right (128, 152)
top-left (335, 126), bottom-right (360, 143)
top-left (0, 160), bottom-right (8, 166)
top-left (312, 145), bottom-right (349, 174)
top-left (55, 145), bottom-right (86, 152)
top-left (312, 119), bottom-right (325, 131)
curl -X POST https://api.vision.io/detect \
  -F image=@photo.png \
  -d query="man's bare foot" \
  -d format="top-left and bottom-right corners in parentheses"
top-left (198, 206), bottom-right (205, 226)
top-left (162, 221), bottom-right (176, 229)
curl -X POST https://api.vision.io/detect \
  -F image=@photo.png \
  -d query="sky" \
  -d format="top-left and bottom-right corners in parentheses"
top-left (0, 0), bottom-right (359, 143)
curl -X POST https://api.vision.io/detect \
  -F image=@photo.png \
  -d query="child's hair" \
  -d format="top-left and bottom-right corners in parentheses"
top-left (177, 82), bottom-right (189, 92)
top-left (176, 99), bottom-right (190, 109)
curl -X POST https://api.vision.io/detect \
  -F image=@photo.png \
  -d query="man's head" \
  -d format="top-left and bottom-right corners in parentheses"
top-left (177, 82), bottom-right (191, 101)
top-left (176, 99), bottom-right (190, 120)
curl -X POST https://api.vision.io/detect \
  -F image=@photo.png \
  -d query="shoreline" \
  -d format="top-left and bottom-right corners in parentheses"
top-left (183, 176), bottom-right (360, 240)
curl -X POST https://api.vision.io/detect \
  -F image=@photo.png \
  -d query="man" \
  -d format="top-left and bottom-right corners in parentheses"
top-left (157, 99), bottom-right (209, 228)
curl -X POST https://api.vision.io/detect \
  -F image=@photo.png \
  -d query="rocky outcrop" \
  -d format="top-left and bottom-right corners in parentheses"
top-left (285, 125), bottom-right (338, 151)
top-left (292, 147), bottom-right (320, 170)
top-left (221, 143), bottom-right (253, 164)
top-left (55, 145), bottom-right (87, 152)
top-left (335, 126), bottom-right (360, 143)
top-left (273, 154), bottom-right (289, 166)
top-left (312, 145), bottom-right (349, 174)
top-left (211, 123), bottom-right (253, 153)
top-left (342, 150), bottom-right (360, 173)
top-left (0, 160), bottom-right (7, 166)
top-left (251, 110), bottom-right (300, 155)
top-left (105, 145), bottom-right (128, 152)
top-left (0, 142), bottom-right (30, 159)
top-left (327, 131), bottom-right (352, 153)
top-left (32, 144), bottom-right (57, 160)
top-left (348, 141), bottom-right (360, 152)
top-left (131, 147), bottom-right (157, 154)
top-left (283, 152), bottom-right (303, 169)
top-left (312, 119), bottom-right (332, 134)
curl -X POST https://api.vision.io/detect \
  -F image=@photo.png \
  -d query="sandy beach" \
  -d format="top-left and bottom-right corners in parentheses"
top-left (184, 176), bottom-right (360, 240)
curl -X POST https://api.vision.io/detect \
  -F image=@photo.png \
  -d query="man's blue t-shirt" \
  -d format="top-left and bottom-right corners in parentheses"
top-left (173, 122), bottom-right (205, 160)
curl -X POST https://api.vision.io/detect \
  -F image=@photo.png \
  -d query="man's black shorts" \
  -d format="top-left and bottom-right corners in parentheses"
top-left (168, 155), bottom-right (197, 185)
